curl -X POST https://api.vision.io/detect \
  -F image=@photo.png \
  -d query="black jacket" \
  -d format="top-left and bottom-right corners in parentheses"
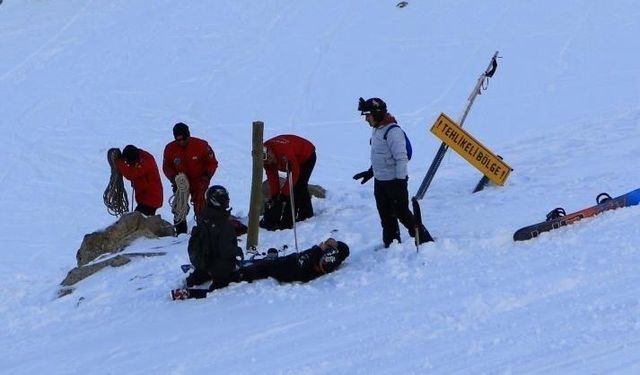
top-left (188, 206), bottom-right (241, 289)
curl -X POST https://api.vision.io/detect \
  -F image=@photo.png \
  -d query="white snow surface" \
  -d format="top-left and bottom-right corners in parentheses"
top-left (2, 1), bottom-right (640, 374)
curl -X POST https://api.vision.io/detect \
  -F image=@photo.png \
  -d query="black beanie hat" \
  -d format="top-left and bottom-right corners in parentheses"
top-left (336, 241), bottom-right (350, 261)
top-left (122, 145), bottom-right (140, 164)
top-left (173, 122), bottom-right (190, 139)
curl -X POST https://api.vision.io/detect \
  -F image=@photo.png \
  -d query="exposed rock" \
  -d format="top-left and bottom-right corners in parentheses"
top-left (59, 251), bottom-right (167, 295)
top-left (76, 212), bottom-right (175, 266)
top-left (307, 184), bottom-right (326, 199)
top-left (63, 255), bottom-right (130, 287)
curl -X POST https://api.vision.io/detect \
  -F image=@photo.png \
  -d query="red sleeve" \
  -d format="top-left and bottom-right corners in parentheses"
top-left (116, 159), bottom-right (149, 196)
top-left (281, 154), bottom-right (300, 197)
top-left (162, 144), bottom-right (176, 181)
top-left (116, 159), bottom-right (145, 180)
top-left (204, 144), bottom-right (218, 178)
top-left (115, 159), bottom-right (128, 179)
top-left (265, 165), bottom-right (280, 197)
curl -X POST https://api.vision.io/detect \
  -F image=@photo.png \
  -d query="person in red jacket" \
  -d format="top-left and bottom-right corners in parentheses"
top-left (163, 122), bottom-right (219, 234)
top-left (262, 134), bottom-right (316, 228)
top-left (115, 145), bottom-right (163, 216)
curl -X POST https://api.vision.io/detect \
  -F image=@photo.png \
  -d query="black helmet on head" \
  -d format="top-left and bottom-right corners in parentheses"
top-left (358, 97), bottom-right (387, 122)
top-left (121, 145), bottom-right (140, 164)
top-left (205, 185), bottom-right (230, 209)
top-left (336, 241), bottom-right (350, 260)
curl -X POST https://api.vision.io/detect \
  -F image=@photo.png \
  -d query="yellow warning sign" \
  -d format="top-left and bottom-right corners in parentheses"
top-left (430, 113), bottom-right (512, 186)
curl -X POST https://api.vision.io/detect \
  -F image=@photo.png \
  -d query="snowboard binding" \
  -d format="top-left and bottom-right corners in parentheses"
top-left (596, 192), bottom-right (612, 204)
top-left (545, 207), bottom-right (566, 221)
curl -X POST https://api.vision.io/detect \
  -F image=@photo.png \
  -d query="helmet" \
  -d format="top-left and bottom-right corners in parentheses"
top-left (358, 97), bottom-right (387, 122)
top-left (205, 185), bottom-right (230, 209)
top-left (121, 145), bottom-right (140, 164)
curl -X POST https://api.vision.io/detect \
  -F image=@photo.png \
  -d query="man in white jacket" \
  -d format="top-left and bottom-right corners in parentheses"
top-left (353, 97), bottom-right (434, 248)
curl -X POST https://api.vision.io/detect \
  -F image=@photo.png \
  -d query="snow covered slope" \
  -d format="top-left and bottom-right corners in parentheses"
top-left (1, 1), bottom-right (639, 374)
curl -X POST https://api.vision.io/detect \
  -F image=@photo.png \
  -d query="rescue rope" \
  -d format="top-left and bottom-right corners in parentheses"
top-left (103, 148), bottom-right (129, 216)
top-left (170, 173), bottom-right (190, 225)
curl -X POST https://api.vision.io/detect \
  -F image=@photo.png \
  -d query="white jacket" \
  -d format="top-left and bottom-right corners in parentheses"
top-left (370, 122), bottom-right (408, 181)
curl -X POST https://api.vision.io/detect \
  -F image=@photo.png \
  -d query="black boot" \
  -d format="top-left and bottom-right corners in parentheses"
top-left (175, 221), bottom-right (188, 235)
top-left (296, 210), bottom-right (314, 222)
top-left (186, 269), bottom-right (210, 287)
top-left (383, 231), bottom-right (401, 248)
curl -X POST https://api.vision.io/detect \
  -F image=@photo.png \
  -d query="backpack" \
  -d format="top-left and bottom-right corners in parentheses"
top-left (188, 223), bottom-right (214, 272)
top-left (384, 125), bottom-right (412, 160)
top-left (189, 218), bottom-right (244, 273)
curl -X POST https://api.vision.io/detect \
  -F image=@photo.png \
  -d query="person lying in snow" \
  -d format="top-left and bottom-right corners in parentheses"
top-left (171, 238), bottom-right (350, 300)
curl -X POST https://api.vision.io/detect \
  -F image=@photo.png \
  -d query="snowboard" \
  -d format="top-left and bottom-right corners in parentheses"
top-left (513, 188), bottom-right (640, 241)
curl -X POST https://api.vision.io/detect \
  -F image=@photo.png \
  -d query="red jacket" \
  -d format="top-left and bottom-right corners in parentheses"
top-left (115, 149), bottom-right (163, 208)
top-left (162, 137), bottom-right (218, 186)
top-left (264, 134), bottom-right (315, 197)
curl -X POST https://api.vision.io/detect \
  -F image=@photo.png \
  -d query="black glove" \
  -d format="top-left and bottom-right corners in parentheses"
top-left (353, 168), bottom-right (374, 184)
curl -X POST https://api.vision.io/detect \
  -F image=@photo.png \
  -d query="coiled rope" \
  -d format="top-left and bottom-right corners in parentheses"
top-left (170, 173), bottom-right (190, 225)
top-left (103, 148), bottom-right (130, 216)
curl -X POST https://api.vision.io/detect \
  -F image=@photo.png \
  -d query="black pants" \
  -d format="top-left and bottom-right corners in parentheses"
top-left (185, 268), bottom-right (211, 287)
top-left (174, 220), bottom-right (188, 235)
top-left (292, 151), bottom-right (316, 221)
top-left (135, 204), bottom-right (157, 216)
top-left (167, 183), bottom-right (189, 235)
top-left (374, 178), bottom-right (433, 246)
top-left (240, 255), bottom-right (302, 283)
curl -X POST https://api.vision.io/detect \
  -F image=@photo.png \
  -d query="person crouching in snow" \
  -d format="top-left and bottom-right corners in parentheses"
top-left (183, 185), bottom-right (244, 290)
top-left (260, 134), bottom-right (316, 230)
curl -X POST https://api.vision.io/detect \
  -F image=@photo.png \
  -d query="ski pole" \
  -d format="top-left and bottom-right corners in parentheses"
top-left (411, 197), bottom-right (422, 253)
top-left (415, 51), bottom-right (500, 200)
top-left (285, 159), bottom-right (299, 253)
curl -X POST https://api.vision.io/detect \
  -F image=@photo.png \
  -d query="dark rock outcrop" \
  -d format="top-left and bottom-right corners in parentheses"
top-left (76, 212), bottom-right (174, 267)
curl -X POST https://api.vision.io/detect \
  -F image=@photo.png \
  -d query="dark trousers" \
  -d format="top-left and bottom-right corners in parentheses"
top-left (170, 183), bottom-right (189, 235)
top-left (135, 204), bottom-right (157, 216)
top-left (292, 151), bottom-right (316, 221)
top-left (174, 220), bottom-right (188, 235)
top-left (191, 183), bottom-right (208, 220)
top-left (374, 178), bottom-right (433, 246)
top-left (240, 255), bottom-right (301, 283)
